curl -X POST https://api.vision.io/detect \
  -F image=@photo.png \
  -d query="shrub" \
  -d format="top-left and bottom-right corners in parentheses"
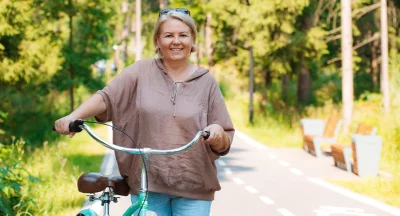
top-left (0, 138), bottom-right (38, 215)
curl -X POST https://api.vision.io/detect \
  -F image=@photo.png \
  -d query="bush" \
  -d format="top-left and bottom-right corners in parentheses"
top-left (0, 138), bottom-right (38, 216)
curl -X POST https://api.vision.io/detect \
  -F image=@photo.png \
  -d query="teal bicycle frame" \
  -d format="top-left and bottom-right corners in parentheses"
top-left (73, 122), bottom-right (208, 216)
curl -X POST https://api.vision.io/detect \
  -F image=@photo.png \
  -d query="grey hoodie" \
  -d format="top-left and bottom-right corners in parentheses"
top-left (96, 58), bottom-right (235, 200)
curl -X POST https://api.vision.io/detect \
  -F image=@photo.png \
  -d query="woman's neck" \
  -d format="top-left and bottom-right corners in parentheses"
top-left (162, 59), bottom-right (195, 82)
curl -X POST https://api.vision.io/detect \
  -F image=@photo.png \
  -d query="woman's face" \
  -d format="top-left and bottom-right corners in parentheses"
top-left (157, 18), bottom-right (194, 61)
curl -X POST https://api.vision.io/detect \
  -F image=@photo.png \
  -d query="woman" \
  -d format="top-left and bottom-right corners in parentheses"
top-left (54, 8), bottom-right (234, 216)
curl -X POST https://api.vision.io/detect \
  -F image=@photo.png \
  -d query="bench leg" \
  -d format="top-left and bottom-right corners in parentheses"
top-left (304, 143), bottom-right (309, 152)
top-left (342, 147), bottom-right (353, 173)
top-left (313, 139), bottom-right (322, 157)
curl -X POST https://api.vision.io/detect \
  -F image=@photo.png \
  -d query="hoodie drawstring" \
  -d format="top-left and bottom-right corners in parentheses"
top-left (170, 82), bottom-right (178, 117)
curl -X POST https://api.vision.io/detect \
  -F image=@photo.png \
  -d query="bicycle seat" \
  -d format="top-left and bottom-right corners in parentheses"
top-left (77, 172), bottom-right (130, 196)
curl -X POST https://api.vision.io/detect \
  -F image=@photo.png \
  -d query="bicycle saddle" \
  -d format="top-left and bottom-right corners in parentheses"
top-left (77, 172), bottom-right (130, 196)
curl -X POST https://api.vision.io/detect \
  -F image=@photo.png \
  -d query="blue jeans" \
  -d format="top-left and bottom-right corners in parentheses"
top-left (130, 192), bottom-right (211, 216)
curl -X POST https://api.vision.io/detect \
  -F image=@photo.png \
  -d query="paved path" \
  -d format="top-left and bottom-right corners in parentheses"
top-left (81, 131), bottom-right (400, 216)
top-left (211, 132), bottom-right (400, 216)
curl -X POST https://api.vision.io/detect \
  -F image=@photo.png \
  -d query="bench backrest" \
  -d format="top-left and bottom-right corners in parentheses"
top-left (323, 116), bottom-right (341, 138)
top-left (355, 124), bottom-right (377, 135)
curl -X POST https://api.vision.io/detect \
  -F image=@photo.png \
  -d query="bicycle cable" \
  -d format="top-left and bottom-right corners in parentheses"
top-left (83, 120), bottom-right (148, 215)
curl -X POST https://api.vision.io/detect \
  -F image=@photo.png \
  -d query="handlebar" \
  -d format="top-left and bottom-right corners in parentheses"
top-left (54, 120), bottom-right (210, 156)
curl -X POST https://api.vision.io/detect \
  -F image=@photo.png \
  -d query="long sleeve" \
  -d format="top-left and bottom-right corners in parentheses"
top-left (95, 61), bottom-right (141, 122)
top-left (207, 78), bottom-right (235, 156)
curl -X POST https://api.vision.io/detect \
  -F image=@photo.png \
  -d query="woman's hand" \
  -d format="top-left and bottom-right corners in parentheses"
top-left (54, 115), bottom-right (77, 138)
top-left (203, 124), bottom-right (228, 152)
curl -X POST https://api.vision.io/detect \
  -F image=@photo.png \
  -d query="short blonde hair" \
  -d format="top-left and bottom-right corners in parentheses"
top-left (153, 11), bottom-right (197, 55)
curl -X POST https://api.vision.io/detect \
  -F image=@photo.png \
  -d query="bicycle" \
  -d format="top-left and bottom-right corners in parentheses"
top-left (55, 119), bottom-right (209, 216)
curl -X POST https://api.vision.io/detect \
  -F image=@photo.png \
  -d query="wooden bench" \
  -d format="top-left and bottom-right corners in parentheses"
top-left (331, 124), bottom-right (377, 173)
top-left (301, 115), bottom-right (343, 157)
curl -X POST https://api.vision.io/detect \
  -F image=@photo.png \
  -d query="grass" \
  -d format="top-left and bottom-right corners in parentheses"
top-left (225, 96), bottom-right (400, 208)
top-left (22, 125), bottom-right (107, 215)
top-left (226, 97), bottom-right (302, 148)
top-left (329, 177), bottom-right (400, 207)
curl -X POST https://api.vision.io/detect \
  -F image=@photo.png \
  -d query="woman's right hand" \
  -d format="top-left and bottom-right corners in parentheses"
top-left (54, 115), bottom-right (77, 138)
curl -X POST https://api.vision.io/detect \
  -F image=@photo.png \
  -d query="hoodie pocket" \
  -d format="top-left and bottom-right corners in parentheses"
top-left (168, 154), bottom-right (206, 191)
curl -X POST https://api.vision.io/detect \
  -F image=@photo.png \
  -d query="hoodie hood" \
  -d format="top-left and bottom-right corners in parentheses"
top-left (154, 58), bottom-right (209, 117)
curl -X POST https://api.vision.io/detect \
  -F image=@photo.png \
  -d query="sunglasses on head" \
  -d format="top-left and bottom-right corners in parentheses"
top-left (159, 8), bottom-right (191, 17)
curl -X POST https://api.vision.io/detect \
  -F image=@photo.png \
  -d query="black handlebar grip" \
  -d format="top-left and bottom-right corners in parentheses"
top-left (69, 119), bottom-right (84, 132)
top-left (203, 131), bottom-right (210, 140)
top-left (52, 119), bottom-right (84, 132)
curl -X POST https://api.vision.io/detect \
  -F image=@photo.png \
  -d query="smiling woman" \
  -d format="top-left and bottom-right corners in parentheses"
top-left (54, 7), bottom-right (235, 216)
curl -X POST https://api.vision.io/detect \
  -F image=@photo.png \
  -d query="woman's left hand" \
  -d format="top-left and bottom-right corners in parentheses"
top-left (203, 124), bottom-right (226, 149)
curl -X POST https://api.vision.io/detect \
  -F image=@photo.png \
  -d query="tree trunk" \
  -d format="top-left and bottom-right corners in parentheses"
top-left (341, 0), bottom-right (354, 132)
top-left (297, 10), bottom-right (312, 105)
top-left (249, 46), bottom-right (254, 124)
top-left (281, 74), bottom-right (289, 103)
top-left (205, 12), bottom-right (213, 70)
top-left (297, 63), bottom-right (311, 104)
top-left (68, 12), bottom-right (74, 112)
top-left (197, 23), bottom-right (203, 67)
top-left (371, 35), bottom-right (379, 92)
top-left (265, 70), bottom-right (272, 87)
top-left (380, 0), bottom-right (390, 113)
top-left (122, 1), bottom-right (129, 63)
top-left (135, 0), bottom-right (142, 61)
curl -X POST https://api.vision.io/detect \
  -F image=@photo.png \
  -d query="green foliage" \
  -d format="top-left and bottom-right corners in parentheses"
top-left (0, 138), bottom-right (38, 216)
top-left (0, 0), bottom-right (63, 85)
top-left (48, 0), bottom-right (117, 92)
top-left (0, 87), bottom-right (61, 145)
top-left (25, 127), bottom-right (106, 215)
top-left (0, 0), bottom-right (123, 145)
top-left (0, 126), bottom-right (106, 215)
top-left (0, 111), bottom-right (6, 135)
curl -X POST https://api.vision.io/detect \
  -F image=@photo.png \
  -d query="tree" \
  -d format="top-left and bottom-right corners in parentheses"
top-left (341, 0), bottom-right (354, 132)
top-left (380, 0), bottom-right (390, 112)
top-left (136, 0), bottom-right (142, 61)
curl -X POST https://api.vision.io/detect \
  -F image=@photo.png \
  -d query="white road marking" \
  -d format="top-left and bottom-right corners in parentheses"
top-left (277, 208), bottom-right (296, 216)
top-left (235, 131), bottom-right (268, 150)
top-left (224, 168), bottom-right (232, 175)
top-left (218, 160), bottom-right (226, 166)
top-left (289, 168), bottom-right (304, 176)
top-left (308, 177), bottom-right (400, 216)
top-left (279, 160), bottom-right (290, 167)
top-left (244, 186), bottom-right (259, 194)
top-left (314, 206), bottom-right (377, 216)
top-left (268, 153), bottom-right (278, 160)
top-left (232, 177), bottom-right (244, 185)
top-left (259, 196), bottom-right (275, 205)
